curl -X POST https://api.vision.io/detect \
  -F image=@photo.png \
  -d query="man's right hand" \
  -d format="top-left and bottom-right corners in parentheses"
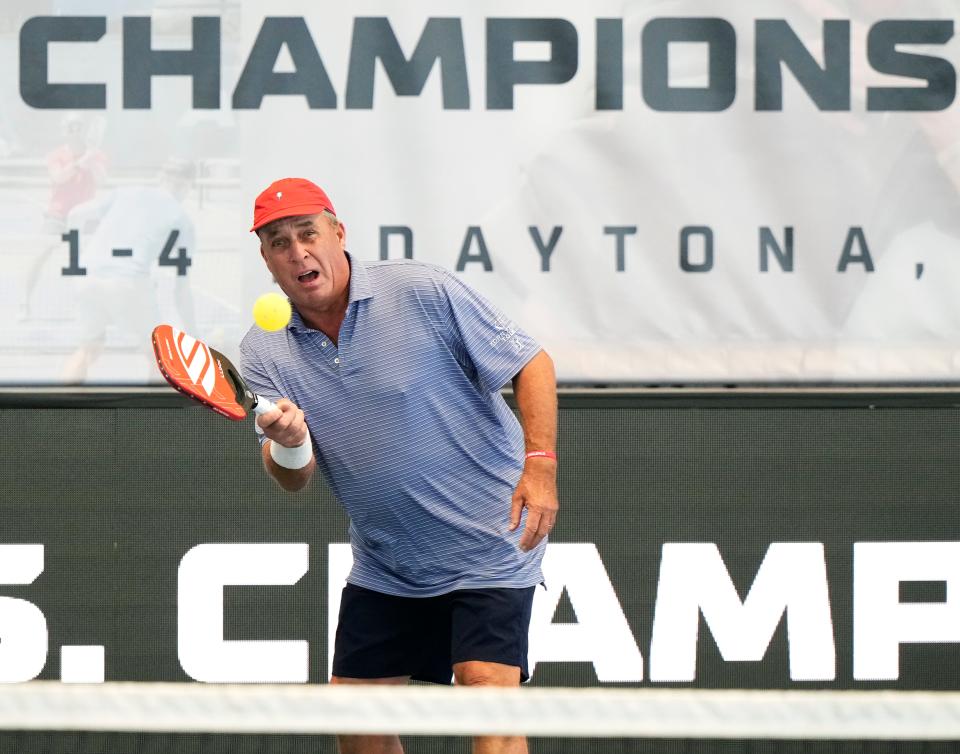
top-left (256, 398), bottom-right (309, 449)
top-left (257, 398), bottom-right (315, 492)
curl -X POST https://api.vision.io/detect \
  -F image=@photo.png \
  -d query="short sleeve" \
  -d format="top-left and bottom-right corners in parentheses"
top-left (178, 215), bottom-right (196, 257)
top-left (239, 334), bottom-right (283, 445)
top-left (441, 272), bottom-right (541, 394)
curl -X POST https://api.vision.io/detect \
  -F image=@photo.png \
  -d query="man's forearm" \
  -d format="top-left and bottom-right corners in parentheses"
top-left (261, 441), bottom-right (316, 492)
top-left (511, 350), bottom-right (558, 452)
top-left (510, 349), bottom-right (559, 549)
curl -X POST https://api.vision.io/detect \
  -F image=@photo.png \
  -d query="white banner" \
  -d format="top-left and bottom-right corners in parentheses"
top-left (2, 0), bottom-right (959, 384)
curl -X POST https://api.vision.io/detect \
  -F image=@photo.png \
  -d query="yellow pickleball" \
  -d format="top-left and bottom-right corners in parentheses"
top-left (253, 292), bottom-right (292, 331)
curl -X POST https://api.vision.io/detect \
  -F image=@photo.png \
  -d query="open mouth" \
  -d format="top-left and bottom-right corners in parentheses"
top-left (297, 270), bottom-right (319, 283)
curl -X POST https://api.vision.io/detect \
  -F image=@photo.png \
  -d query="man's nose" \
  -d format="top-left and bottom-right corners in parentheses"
top-left (286, 239), bottom-right (308, 260)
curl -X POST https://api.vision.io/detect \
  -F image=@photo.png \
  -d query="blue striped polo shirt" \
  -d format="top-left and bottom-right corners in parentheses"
top-left (239, 254), bottom-right (545, 597)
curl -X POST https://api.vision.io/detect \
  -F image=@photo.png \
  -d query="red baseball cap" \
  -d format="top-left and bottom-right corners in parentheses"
top-left (250, 177), bottom-right (336, 232)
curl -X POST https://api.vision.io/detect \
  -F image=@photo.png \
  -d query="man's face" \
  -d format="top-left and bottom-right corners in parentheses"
top-left (258, 214), bottom-right (349, 316)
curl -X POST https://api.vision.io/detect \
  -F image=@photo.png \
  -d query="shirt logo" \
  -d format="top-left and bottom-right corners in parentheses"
top-left (490, 315), bottom-right (525, 354)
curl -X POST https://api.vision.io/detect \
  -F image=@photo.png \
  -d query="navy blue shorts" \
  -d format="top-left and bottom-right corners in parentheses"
top-left (332, 583), bottom-right (536, 685)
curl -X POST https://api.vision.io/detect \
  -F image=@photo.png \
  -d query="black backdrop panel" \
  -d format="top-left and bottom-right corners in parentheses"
top-left (0, 392), bottom-right (958, 752)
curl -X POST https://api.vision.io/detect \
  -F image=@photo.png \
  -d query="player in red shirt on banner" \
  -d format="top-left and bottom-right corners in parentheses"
top-left (19, 112), bottom-right (107, 319)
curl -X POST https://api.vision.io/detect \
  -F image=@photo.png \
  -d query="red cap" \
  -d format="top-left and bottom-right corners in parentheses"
top-left (250, 177), bottom-right (336, 232)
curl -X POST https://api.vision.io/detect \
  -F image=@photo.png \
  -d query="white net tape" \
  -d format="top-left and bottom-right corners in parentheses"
top-left (1, 684), bottom-right (960, 739)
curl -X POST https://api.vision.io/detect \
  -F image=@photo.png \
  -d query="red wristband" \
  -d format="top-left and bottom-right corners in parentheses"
top-left (525, 450), bottom-right (557, 461)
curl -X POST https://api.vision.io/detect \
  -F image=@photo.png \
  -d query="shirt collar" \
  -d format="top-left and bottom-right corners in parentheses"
top-left (345, 251), bottom-right (373, 304)
top-left (288, 251), bottom-right (372, 332)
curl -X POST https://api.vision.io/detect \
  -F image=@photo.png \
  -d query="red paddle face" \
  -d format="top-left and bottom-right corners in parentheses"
top-left (151, 324), bottom-right (252, 421)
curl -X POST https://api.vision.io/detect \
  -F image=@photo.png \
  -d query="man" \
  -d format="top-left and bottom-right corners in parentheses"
top-left (239, 178), bottom-right (558, 754)
top-left (62, 158), bottom-right (197, 382)
top-left (20, 112), bottom-right (107, 319)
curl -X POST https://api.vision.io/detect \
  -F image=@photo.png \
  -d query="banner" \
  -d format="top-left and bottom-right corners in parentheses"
top-left (3, 1), bottom-right (960, 384)
top-left (2, 394), bottom-right (959, 689)
top-left (1, 393), bottom-right (960, 748)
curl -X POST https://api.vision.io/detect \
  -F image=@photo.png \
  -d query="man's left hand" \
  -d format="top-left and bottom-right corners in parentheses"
top-left (509, 459), bottom-right (559, 552)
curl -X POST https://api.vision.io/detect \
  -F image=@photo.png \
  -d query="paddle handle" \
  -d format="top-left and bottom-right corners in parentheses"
top-left (253, 396), bottom-right (277, 415)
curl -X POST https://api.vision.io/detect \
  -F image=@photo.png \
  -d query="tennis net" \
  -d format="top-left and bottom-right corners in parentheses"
top-left (1, 683), bottom-right (960, 743)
